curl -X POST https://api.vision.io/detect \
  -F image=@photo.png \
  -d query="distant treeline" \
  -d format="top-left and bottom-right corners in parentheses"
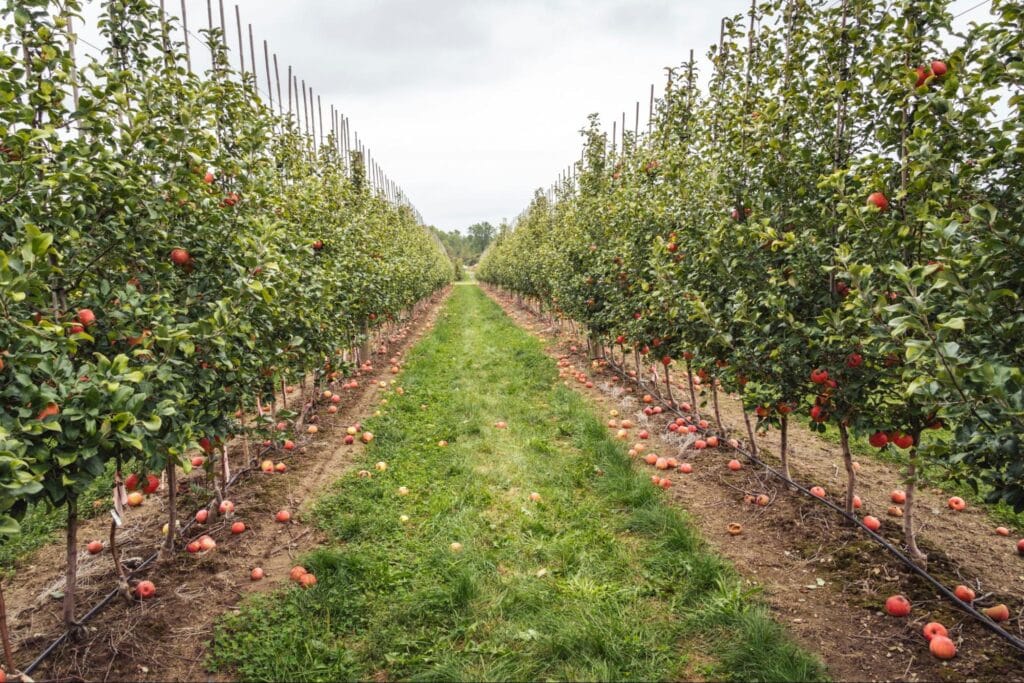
top-left (429, 221), bottom-right (504, 267)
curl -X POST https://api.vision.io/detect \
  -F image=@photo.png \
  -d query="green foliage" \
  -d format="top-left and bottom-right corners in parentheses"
top-left (479, 0), bottom-right (1024, 513)
top-left (0, 0), bottom-right (449, 544)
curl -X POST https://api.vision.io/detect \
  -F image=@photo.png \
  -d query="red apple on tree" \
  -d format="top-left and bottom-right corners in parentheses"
top-left (867, 192), bottom-right (889, 211)
top-left (76, 308), bottom-right (96, 327)
top-left (170, 248), bottom-right (191, 266)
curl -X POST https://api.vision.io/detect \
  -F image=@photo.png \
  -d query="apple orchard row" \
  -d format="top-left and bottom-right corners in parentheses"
top-left (478, 0), bottom-right (1024, 567)
top-left (0, 0), bottom-right (451, 628)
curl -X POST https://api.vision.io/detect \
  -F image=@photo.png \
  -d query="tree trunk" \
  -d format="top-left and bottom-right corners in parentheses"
top-left (162, 458), bottom-right (177, 556)
top-left (779, 414), bottom-right (791, 482)
top-left (685, 359), bottom-right (698, 414)
top-left (712, 377), bottom-right (726, 437)
top-left (359, 320), bottom-right (372, 364)
top-left (0, 581), bottom-right (15, 673)
top-left (903, 442), bottom-right (927, 567)
top-left (839, 423), bottom-right (857, 517)
top-left (742, 409), bottom-right (758, 457)
top-left (664, 364), bottom-right (674, 406)
top-left (63, 496), bottom-right (78, 627)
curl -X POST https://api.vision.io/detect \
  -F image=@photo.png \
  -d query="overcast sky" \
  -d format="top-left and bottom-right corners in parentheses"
top-left (77, 0), bottom-right (991, 233)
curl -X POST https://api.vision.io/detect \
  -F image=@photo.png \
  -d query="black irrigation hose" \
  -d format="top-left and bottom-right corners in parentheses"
top-left (18, 301), bottom-right (439, 676)
top-left (597, 354), bottom-right (1024, 657)
top-left (22, 444), bottom-right (275, 676)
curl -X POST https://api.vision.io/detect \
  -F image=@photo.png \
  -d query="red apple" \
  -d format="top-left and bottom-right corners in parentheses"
top-left (929, 635), bottom-right (956, 660)
top-left (76, 308), bottom-right (97, 327)
top-left (727, 459), bottom-right (742, 471)
top-left (135, 580), bottom-right (156, 599)
top-left (922, 621), bottom-right (948, 642)
top-left (868, 431), bottom-right (889, 448)
top-left (230, 521), bottom-right (245, 534)
top-left (915, 65), bottom-right (929, 87)
top-left (251, 567), bottom-right (265, 581)
top-left (863, 515), bottom-right (881, 531)
top-left (170, 248), bottom-right (191, 266)
top-left (810, 486), bottom-right (826, 498)
top-left (953, 585), bottom-right (975, 603)
top-left (195, 509), bottom-right (209, 524)
top-left (891, 490), bottom-right (907, 504)
top-left (87, 540), bottom-right (103, 554)
top-left (37, 402), bottom-right (60, 421)
top-left (893, 433), bottom-right (914, 449)
top-left (884, 594), bottom-right (911, 617)
top-left (930, 60), bottom-right (947, 77)
top-left (143, 474), bottom-right (160, 494)
top-left (275, 510), bottom-right (291, 523)
top-left (867, 192), bottom-right (889, 211)
top-left (983, 604), bottom-right (1009, 622)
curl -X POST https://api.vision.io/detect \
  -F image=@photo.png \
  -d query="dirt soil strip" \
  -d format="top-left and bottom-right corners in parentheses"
top-left (483, 285), bottom-right (1024, 683)
top-left (4, 288), bottom-right (451, 683)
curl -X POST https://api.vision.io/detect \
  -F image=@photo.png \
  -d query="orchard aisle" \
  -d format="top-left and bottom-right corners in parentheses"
top-left (209, 284), bottom-right (823, 682)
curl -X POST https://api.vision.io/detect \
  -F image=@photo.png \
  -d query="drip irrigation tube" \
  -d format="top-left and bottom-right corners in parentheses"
top-left (599, 353), bottom-right (1024, 656)
top-left (21, 444), bottom-right (274, 676)
top-left (16, 295), bottom-right (442, 677)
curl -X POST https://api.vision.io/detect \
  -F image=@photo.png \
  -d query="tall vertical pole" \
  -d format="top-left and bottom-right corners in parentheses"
top-left (301, 79), bottom-right (309, 136)
top-left (234, 4), bottom-right (245, 73)
top-left (317, 95), bottom-right (324, 149)
top-left (648, 83), bottom-right (655, 133)
top-left (286, 65), bottom-right (293, 117)
top-left (180, 0), bottom-right (192, 72)
top-left (263, 39), bottom-right (273, 109)
top-left (65, 13), bottom-right (81, 138)
top-left (248, 24), bottom-right (257, 87)
top-left (206, 0), bottom-right (215, 63)
top-left (218, 0), bottom-right (227, 52)
top-left (273, 54), bottom-right (283, 115)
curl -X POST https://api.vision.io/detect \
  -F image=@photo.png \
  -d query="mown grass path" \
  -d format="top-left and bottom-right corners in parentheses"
top-left (210, 285), bottom-right (824, 682)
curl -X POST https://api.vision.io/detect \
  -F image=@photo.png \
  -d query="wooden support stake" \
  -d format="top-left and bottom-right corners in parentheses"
top-left (206, 0), bottom-right (214, 62)
top-left (648, 83), bottom-right (654, 133)
top-left (180, 0), bottom-right (192, 72)
top-left (65, 13), bottom-right (82, 138)
top-left (218, 0), bottom-right (227, 52)
top-left (248, 23), bottom-right (257, 87)
top-left (318, 94), bottom-right (324, 150)
top-left (286, 65), bottom-right (293, 115)
top-left (273, 53), bottom-right (283, 115)
top-left (235, 4), bottom-right (244, 74)
top-left (263, 40), bottom-right (274, 110)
